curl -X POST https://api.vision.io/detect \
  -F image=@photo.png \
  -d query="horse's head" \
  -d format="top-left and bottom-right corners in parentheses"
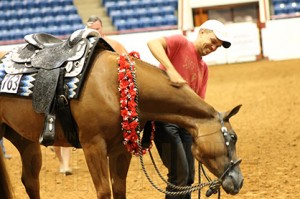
top-left (191, 105), bottom-right (243, 195)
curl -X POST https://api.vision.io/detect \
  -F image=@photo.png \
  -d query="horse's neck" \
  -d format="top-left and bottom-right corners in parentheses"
top-left (135, 59), bottom-right (217, 129)
top-left (92, 51), bottom-right (217, 130)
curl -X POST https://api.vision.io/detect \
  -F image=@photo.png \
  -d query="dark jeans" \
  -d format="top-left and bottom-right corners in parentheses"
top-left (143, 121), bottom-right (195, 199)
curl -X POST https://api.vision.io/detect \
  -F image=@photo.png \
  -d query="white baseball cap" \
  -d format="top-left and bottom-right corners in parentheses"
top-left (200, 20), bottom-right (231, 48)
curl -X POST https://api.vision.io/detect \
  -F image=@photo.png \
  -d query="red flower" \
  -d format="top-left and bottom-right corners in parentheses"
top-left (126, 70), bottom-right (133, 79)
top-left (120, 91), bottom-right (128, 98)
top-left (121, 109), bottom-right (129, 118)
top-left (122, 122), bottom-right (131, 130)
top-left (123, 62), bottom-right (130, 69)
top-left (120, 99), bottom-right (127, 108)
top-left (129, 120), bottom-right (138, 130)
top-left (129, 51), bottom-right (140, 59)
top-left (118, 72), bottom-right (125, 81)
top-left (120, 80), bottom-right (129, 90)
top-left (127, 100), bottom-right (136, 109)
top-left (130, 109), bottom-right (138, 117)
top-left (129, 89), bottom-right (137, 98)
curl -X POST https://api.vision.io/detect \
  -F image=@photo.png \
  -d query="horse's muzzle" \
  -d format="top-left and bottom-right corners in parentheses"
top-left (222, 168), bottom-right (244, 195)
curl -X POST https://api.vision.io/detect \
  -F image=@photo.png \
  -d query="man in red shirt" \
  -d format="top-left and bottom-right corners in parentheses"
top-left (145, 20), bottom-right (231, 199)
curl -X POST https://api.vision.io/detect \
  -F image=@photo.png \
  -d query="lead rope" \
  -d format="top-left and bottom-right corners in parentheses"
top-left (137, 136), bottom-right (212, 196)
top-left (148, 149), bottom-right (213, 191)
top-left (200, 163), bottom-right (221, 199)
top-left (198, 162), bottom-right (201, 199)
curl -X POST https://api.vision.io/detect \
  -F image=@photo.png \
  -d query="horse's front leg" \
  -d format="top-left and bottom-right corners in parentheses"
top-left (108, 144), bottom-right (132, 199)
top-left (5, 126), bottom-right (42, 199)
top-left (81, 135), bottom-right (111, 199)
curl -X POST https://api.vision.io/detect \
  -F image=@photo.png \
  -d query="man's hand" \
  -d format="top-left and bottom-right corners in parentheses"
top-left (166, 68), bottom-right (187, 88)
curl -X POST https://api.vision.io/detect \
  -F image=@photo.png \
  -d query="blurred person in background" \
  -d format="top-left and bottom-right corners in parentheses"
top-left (53, 146), bottom-right (72, 175)
top-left (86, 15), bottom-right (128, 54)
top-left (144, 20), bottom-right (232, 199)
top-left (0, 139), bottom-right (12, 159)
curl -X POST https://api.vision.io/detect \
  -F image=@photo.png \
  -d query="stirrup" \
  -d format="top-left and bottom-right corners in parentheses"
top-left (39, 114), bottom-right (56, 146)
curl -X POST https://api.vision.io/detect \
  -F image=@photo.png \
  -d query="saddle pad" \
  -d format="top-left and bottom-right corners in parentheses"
top-left (0, 36), bottom-right (105, 99)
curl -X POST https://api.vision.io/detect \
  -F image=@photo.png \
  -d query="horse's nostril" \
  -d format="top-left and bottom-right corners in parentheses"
top-left (240, 178), bottom-right (244, 189)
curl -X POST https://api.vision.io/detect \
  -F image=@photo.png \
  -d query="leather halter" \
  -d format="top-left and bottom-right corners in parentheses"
top-left (218, 112), bottom-right (242, 176)
top-left (204, 113), bottom-right (242, 197)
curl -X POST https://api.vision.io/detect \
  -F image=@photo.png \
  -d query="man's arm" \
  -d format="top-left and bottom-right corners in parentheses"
top-left (147, 38), bottom-right (186, 87)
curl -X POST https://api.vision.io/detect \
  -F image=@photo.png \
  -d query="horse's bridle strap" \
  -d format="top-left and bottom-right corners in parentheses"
top-left (219, 159), bottom-right (242, 180)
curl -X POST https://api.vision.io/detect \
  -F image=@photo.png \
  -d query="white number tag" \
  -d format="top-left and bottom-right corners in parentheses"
top-left (0, 74), bottom-right (22, 94)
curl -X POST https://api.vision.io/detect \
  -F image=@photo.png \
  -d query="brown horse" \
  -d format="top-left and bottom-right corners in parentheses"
top-left (0, 49), bottom-right (243, 199)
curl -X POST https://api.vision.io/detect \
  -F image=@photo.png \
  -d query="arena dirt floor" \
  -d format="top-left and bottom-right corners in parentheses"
top-left (3, 58), bottom-right (300, 199)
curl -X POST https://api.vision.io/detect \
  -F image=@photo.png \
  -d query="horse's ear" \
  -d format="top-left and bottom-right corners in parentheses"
top-left (224, 104), bottom-right (242, 120)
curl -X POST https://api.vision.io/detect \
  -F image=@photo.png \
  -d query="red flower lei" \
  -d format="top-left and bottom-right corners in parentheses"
top-left (118, 52), bottom-right (153, 155)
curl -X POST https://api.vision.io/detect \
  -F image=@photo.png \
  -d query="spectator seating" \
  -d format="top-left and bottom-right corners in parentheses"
top-left (286, 1), bottom-right (300, 13)
top-left (272, 0), bottom-right (300, 16)
top-left (0, 0), bottom-right (84, 42)
top-left (104, 0), bottom-right (178, 31)
top-left (273, 2), bottom-right (288, 15)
